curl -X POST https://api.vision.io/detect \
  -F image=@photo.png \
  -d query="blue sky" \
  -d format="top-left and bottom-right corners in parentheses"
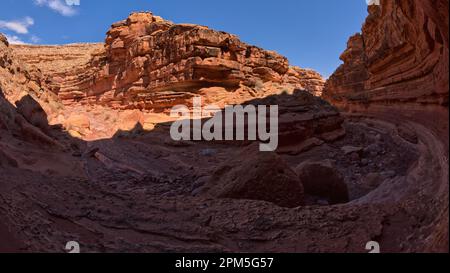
top-left (0, 0), bottom-right (368, 77)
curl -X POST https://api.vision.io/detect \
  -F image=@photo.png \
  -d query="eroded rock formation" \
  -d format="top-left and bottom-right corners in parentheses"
top-left (323, 0), bottom-right (449, 252)
top-left (0, 33), bottom-right (63, 145)
top-left (10, 43), bottom-right (104, 75)
top-left (9, 12), bottom-right (329, 141)
top-left (0, 4), bottom-right (448, 253)
top-left (12, 12), bottom-right (325, 112)
top-left (323, 0), bottom-right (449, 110)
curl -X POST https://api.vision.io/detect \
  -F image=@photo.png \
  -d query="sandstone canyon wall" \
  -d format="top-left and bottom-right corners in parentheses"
top-left (0, 33), bottom-right (64, 143)
top-left (12, 12), bottom-right (324, 113)
top-left (323, 0), bottom-right (449, 252)
top-left (1, 5), bottom-right (449, 253)
top-left (8, 12), bottom-right (330, 142)
top-left (323, 0), bottom-right (448, 115)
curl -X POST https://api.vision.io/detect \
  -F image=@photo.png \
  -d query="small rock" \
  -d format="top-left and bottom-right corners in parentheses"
top-left (381, 171), bottom-right (396, 179)
top-left (192, 176), bottom-right (210, 191)
top-left (199, 149), bottom-right (217, 157)
top-left (341, 146), bottom-right (363, 155)
top-left (350, 152), bottom-right (360, 162)
top-left (364, 143), bottom-right (382, 157)
top-left (397, 125), bottom-right (418, 144)
top-left (360, 159), bottom-right (369, 166)
top-left (191, 187), bottom-right (203, 197)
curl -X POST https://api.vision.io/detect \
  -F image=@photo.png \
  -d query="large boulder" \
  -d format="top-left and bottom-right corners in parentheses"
top-left (202, 144), bottom-right (304, 208)
top-left (295, 160), bottom-right (349, 204)
top-left (15, 94), bottom-right (49, 132)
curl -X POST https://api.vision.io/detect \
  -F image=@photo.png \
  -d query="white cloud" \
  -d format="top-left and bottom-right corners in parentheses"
top-left (0, 17), bottom-right (34, 34)
top-left (65, 0), bottom-right (80, 6)
top-left (30, 35), bottom-right (42, 43)
top-left (4, 34), bottom-right (26, 45)
top-left (366, 0), bottom-right (381, 5)
top-left (34, 0), bottom-right (78, 17)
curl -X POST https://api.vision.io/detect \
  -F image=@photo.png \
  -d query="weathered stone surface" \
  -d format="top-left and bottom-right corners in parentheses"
top-left (0, 148), bottom-right (18, 168)
top-left (248, 90), bottom-right (345, 148)
top-left (341, 146), bottom-right (363, 155)
top-left (322, 0), bottom-right (449, 252)
top-left (12, 12), bottom-right (325, 112)
top-left (11, 43), bottom-right (104, 75)
top-left (397, 124), bottom-right (419, 144)
top-left (323, 0), bottom-right (449, 109)
top-left (64, 113), bottom-right (90, 136)
top-left (284, 67), bottom-right (325, 96)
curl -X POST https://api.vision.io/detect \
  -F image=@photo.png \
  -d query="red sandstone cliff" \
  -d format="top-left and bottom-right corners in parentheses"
top-left (1, 5), bottom-right (449, 253)
top-left (12, 12), bottom-right (324, 112)
top-left (323, 0), bottom-right (449, 110)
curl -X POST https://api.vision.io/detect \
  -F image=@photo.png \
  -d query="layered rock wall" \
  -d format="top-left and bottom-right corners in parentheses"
top-left (12, 12), bottom-right (325, 112)
top-left (322, 0), bottom-right (449, 252)
top-left (323, 0), bottom-right (448, 109)
top-left (11, 43), bottom-right (104, 75)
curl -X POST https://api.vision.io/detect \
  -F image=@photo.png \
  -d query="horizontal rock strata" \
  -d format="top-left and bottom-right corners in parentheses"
top-left (12, 12), bottom-right (325, 112)
top-left (323, 0), bottom-right (449, 110)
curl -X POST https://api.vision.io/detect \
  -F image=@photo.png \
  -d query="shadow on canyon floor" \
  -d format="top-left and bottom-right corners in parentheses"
top-left (1, 88), bottom-right (442, 253)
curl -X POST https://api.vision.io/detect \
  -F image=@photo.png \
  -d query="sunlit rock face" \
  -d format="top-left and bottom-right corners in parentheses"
top-left (12, 12), bottom-right (325, 112)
